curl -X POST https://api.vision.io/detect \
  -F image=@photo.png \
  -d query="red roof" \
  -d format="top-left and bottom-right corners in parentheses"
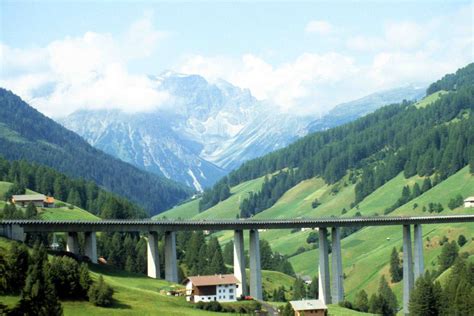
top-left (185, 274), bottom-right (239, 286)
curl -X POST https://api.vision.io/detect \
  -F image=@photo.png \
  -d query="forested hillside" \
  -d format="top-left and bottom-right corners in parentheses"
top-left (199, 63), bottom-right (474, 218)
top-left (0, 89), bottom-right (192, 215)
top-left (0, 156), bottom-right (145, 219)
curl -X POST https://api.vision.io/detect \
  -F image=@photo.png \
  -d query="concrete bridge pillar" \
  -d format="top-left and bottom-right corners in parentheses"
top-left (165, 231), bottom-right (178, 283)
top-left (147, 231), bottom-right (160, 279)
top-left (413, 224), bottom-right (424, 281)
top-left (84, 232), bottom-right (97, 263)
top-left (234, 230), bottom-right (248, 297)
top-left (66, 232), bottom-right (79, 255)
top-left (2, 224), bottom-right (25, 241)
top-left (331, 227), bottom-right (344, 303)
top-left (403, 225), bottom-right (414, 315)
top-left (249, 229), bottom-right (262, 300)
top-left (319, 227), bottom-right (331, 305)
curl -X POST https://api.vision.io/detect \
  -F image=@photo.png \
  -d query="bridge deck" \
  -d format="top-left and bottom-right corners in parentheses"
top-left (2, 215), bottom-right (474, 232)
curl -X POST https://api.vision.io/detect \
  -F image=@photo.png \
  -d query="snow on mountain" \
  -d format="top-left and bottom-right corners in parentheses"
top-left (60, 73), bottom-right (426, 192)
top-left (60, 72), bottom-right (311, 191)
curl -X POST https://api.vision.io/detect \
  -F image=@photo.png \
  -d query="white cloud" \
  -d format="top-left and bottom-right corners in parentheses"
top-left (347, 21), bottom-right (427, 52)
top-left (305, 20), bottom-right (333, 35)
top-left (180, 52), bottom-right (358, 114)
top-left (0, 12), bottom-right (170, 117)
top-left (1, 4), bottom-right (471, 118)
top-left (179, 5), bottom-right (472, 115)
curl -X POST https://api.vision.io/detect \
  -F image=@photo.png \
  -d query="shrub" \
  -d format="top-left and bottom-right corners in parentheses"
top-left (88, 275), bottom-right (114, 307)
top-left (457, 235), bottom-right (467, 247)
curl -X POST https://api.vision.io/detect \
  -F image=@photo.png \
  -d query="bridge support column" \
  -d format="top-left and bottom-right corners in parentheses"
top-left (165, 231), bottom-right (178, 283)
top-left (84, 232), bottom-right (97, 263)
top-left (147, 231), bottom-right (160, 279)
top-left (66, 232), bottom-right (79, 255)
top-left (331, 227), bottom-right (344, 303)
top-left (2, 224), bottom-right (25, 241)
top-left (414, 224), bottom-right (424, 281)
top-left (249, 229), bottom-right (262, 300)
top-left (234, 230), bottom-right (247, 297)
top-left (319, 228), bottom-right (331, 305)
top-left (403, 225), bottom-right (414, 315)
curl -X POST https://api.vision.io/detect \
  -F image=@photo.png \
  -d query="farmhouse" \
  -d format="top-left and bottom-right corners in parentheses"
top-left (12, 194), bottom-right (55, 208)
top-left (184, 274), bottom-right (239, 303)
top-left (464, 197), bottom-right (474, 208)
top-left (290, 299), bottom-right (327, 316)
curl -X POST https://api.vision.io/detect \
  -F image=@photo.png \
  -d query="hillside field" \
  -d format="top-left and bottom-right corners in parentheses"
top-left (0, 181), bottom-right (100, 221)
top-left (163, 166), bottom-right (474, 304)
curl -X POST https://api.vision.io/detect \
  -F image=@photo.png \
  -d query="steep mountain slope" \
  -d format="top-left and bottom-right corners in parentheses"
top-left (307, 84), bottom-right (426, 132)
top-left (61, 109), bottom-right (226, 191)
top-left (61, 73), bottom-right (311, 190)
top-left (0, 88), bottom-right (191, 215)
top-left (61, 73), bottom-right (422, 191)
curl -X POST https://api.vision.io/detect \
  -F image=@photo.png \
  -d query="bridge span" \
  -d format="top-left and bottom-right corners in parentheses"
top-left (2, 215), bottom-right (474, 315)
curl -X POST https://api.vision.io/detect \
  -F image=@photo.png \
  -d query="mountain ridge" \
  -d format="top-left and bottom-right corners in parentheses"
top-left (60, 73), bottom-right (426, 191)
top-left (0, 88), bottom-right (192, 216)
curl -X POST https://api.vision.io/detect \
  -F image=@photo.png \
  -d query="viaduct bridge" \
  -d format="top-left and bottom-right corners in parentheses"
top-left (2, 215), bottom-right (474, 315)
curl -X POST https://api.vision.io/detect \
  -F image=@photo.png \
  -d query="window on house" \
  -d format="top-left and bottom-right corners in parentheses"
top-left (229, 289), bottom-right (233, 293)
top-left (230, 295), bottom-right (234, 300)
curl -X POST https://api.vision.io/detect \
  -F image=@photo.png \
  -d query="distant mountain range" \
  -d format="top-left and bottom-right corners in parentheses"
top-left (60, 72), bottom-right (426, 191)
top-left (60, 72), bottom-right (310, 190)
top-left (0, 88), bottom-right (191, 216)
top-left (306, 84), bottom-right (426, 133)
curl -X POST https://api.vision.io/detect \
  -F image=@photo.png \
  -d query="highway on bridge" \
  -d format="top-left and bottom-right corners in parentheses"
top-left (2, 214), bottom-right (474, 232)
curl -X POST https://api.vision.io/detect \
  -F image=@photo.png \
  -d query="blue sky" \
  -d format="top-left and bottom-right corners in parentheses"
top-left (1, 1), bottom-right (472, 116)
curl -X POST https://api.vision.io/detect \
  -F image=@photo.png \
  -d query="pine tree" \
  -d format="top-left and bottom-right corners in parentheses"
top-left (412, 183), bottom-right (421, 198)
top-left (5, 242), bottom-right (30, 294)
top-left (15, 244), bottom-right (63, 315)
top-left (409, 272), bottom-right (445, 315)
top-left (25, 202), bottom-right (37, 219)
top-left (354, 289), bottom-right (369, 312)
top-left (281, 302), bottom-right (294, 316)
top-left (125, 256), bottom-right (135, 272)
top-left (88, 275), bottom-right (114, 307)
top-left (259, 240), bottom-right (273, 270)
top-left (378, 276), bottom-right (398, 316)
top-left (389, 247), bottom-right (402, 283)
top-left (209, 249), bottom-right (227, 275)
top-left (438, 241), bottom-right (459, 272)
top-left (308, 276), bottom-right (319, 299)
top-left (222, 241), bottom-right (233, 265)
top-left (185, 232), bottom-right (205, 272)
top-left (79, 263), bottom-right (92, 297)
top-left (292, 277), bottom-right (306, 300)
top-left (421, 178), bottom-right (432, 192)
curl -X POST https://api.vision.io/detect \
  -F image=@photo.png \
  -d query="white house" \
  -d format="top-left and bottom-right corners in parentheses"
top-left (184, 274), bottom-right (240, 303)
top-left (464, 196), bottom-right (474, 208)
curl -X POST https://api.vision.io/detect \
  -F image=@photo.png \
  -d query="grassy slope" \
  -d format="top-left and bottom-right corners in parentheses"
top-left (0, 238), bottom-right (216, 316)
top-left (0, 181), bottom-right (100, 221)
top-left (414, 90), bottom-right (447, 108)
top-left (156, 176), bottom-right (266, 220)
top-left (157, 198), bottom-right (201, 219)
top-left (162, 164), bottom-right (473, 307)
top-left (289, 166), bottom-right (474, 303)
top-left (193, 176), bottom-right (267, 220)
